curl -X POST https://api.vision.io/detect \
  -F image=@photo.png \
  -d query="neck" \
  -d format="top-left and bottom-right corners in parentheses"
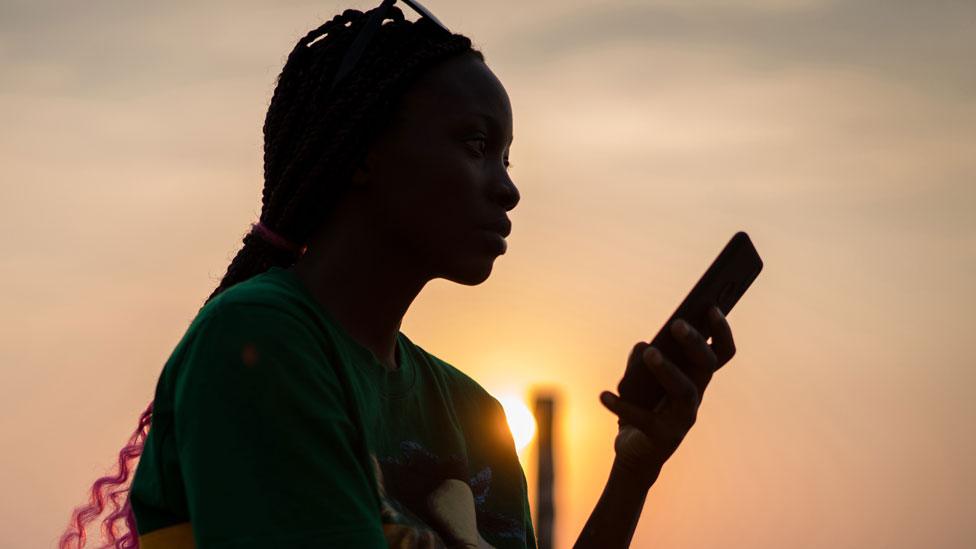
top-left (288, 210), bottom-right (428, 371)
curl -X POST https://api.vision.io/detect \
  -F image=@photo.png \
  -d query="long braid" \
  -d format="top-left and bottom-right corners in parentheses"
top-left (205, 9), bottom-right (373, 305)
top-left (60, 5), bottom-right (483, 548)
top-left (262, 9), bottom-right (366, 194)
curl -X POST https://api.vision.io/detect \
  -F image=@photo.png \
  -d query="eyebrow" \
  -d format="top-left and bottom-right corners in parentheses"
top-left (466, 112), bottom-right (514, 144)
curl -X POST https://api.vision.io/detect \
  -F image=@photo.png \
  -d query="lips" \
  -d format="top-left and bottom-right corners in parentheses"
top-left (481, 231), bottom-right (507, 254)
top-left (480, 218), bottom-right (512, 238)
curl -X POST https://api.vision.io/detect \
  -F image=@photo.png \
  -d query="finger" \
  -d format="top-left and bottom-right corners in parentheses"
top-left (642, 347), bottom-right (700, 422)
top-left (600, 391), bottom-right (655, 428)
top-left (707, 306), bottom-right (736, 367)
top-left (670, 318), bottom-right (718, 385)
top-left (601, 392), bottom-right (686, 440)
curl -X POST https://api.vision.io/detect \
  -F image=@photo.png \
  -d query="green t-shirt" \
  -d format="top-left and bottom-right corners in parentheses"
top-left (130, 266), bottom-right (536, 548)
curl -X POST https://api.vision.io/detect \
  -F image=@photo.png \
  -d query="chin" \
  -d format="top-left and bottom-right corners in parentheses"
top-left (441, 257), bottom-right (497, 286)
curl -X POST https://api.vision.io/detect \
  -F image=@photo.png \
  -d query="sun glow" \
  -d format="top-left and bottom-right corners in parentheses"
top-left (498, 394), bottom-right (537, 453)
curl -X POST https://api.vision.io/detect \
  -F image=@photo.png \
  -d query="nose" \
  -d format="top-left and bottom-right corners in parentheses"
top-left (492, 170), bottom-right (520, 211)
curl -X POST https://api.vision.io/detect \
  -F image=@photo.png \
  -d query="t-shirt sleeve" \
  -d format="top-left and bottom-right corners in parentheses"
top-left (172, 300), bottom-right (386, 548)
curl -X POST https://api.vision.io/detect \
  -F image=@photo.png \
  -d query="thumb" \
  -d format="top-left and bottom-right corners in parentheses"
top-left (600, 391), bottom-right (653, 428)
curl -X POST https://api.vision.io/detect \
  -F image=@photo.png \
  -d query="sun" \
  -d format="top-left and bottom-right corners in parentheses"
top-left (498, 394), bottom-right (537, 453)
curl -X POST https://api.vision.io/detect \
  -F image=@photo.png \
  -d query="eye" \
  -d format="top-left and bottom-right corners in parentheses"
top-left (466, 136), bottom-right (488, 156)
top-left (466, 136), bottom-right (512, 170)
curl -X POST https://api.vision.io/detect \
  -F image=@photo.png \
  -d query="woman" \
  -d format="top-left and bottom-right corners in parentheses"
top-left (61, 2), bottom-right (737, 548)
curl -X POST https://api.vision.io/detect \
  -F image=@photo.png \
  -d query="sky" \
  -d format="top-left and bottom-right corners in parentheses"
top-left (1, 0), bottom-right (974, 547)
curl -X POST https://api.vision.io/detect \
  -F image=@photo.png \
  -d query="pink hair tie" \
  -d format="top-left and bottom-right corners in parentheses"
top-left (250, 222), bottom-right (306, 255)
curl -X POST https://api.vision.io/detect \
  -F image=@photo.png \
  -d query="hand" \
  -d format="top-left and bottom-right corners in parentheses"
top-left (599, 305), bottom-right (737, 488)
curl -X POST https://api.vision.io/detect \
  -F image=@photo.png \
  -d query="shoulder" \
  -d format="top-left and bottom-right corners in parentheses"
top-left (170, 272), bottom-right (340, 397)
top-left (179, 268), bottom-right (333, 354)
top-left (413, 344), bottom-right (504, 414)
top-left (195, 268), bottom-right (313, 325)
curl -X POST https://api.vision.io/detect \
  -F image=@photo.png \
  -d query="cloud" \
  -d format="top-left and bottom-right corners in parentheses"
top-left (493, 0), bottom-right (976, 96)
top-left (0, 0), bottom-right (337, 98)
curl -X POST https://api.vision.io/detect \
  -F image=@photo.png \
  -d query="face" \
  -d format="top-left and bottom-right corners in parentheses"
top-left (355, 52), bottom-right (519, 286)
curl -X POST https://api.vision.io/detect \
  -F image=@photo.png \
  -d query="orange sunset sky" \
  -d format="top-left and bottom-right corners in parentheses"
top-left (2, 0), bottom-right (974, 547)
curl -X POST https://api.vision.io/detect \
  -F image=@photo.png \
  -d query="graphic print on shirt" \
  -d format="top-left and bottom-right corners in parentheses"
top-left (371, 440), bottom-right (525, 548)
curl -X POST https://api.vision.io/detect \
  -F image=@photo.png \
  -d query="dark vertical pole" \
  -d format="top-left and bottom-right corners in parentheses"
top-left (534, 394), bottom-right (555, 549)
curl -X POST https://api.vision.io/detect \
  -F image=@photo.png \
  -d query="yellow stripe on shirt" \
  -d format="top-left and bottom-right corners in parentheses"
top-left (138, 522), bottom-right (196, 549)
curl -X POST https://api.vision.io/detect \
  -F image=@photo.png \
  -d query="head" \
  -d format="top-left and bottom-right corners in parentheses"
top-left (207, 4), bottom-right (517, 301)
top-left (311, 49), bottom-right (518, 286)
top-left (60, 6), bottom-right (509, 547)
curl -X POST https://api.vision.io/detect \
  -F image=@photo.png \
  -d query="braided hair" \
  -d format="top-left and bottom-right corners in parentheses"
top-left (213, 7), bottom-right (482, 302)
top-left (60, 6), bottom-right (483, 548)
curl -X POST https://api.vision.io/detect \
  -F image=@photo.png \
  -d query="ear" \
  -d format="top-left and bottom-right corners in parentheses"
top-left (351, 121), bottom-right (401, 189)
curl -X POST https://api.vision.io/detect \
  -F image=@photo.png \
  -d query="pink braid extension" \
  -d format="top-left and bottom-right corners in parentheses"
top-left (59, 400), bottom-right (153, 549)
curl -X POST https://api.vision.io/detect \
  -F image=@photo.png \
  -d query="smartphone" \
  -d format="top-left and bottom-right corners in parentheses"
top-left (617, 231), bottom-right (763, 411)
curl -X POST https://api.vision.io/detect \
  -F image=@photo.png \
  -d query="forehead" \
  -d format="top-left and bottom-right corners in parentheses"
top-left (395, 53), bottom-right (512, 133)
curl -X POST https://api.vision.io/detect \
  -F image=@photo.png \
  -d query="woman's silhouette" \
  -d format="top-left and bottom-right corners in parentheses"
top-left (60, 2), bottom-right (737, 548)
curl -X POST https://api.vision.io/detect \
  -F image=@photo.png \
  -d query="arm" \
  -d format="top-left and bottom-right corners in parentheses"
top-left (574, 306), bottom-right (738, 549)
top-left (573, 457), bottom-right (659, 549)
